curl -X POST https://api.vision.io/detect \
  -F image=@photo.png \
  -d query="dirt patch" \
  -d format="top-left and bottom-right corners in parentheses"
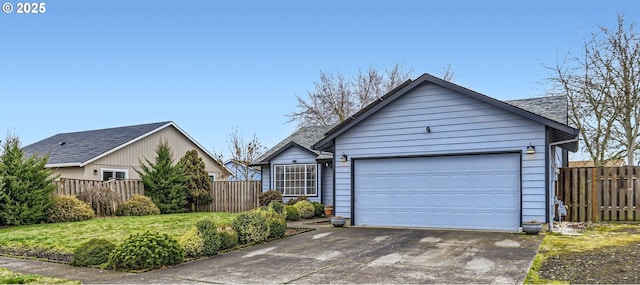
top-left (538, 242), bottom-right (640, 284)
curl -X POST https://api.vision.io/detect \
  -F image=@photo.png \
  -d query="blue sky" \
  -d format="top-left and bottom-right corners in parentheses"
top-left (1, 1), bottom-right (639, 159)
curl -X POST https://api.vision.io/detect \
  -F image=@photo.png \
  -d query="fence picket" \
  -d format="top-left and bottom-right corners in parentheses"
top-left (558, 166), bottom-right (640, 222)
top-left (55, 179), bottom-right (261, 213)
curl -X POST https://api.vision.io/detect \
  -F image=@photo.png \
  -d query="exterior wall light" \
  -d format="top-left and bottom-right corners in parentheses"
top-left (339, 153), bottom-right (348, 162)
top-left (526, 143), bottom-right (536, 154)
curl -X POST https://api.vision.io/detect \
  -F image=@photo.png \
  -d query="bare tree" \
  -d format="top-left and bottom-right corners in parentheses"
top-left (213, 127), bottom-right (266, 181)
top-left (287, 63), bottom-right (415, 127)
top-left (548, 13), bottom-right (640, 166)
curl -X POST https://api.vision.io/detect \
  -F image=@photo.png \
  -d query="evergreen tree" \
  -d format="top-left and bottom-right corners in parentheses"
top-left (135, 140), bottom-right (186, 214)
top-left (0, 134), bottom-right (58, 225)
top-left (178, 150), bottom-right (212, 212)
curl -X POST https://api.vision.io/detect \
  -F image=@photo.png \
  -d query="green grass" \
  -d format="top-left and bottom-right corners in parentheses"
top-left (525, 222), bottom-right (640, 284)
top-left (0, 212), bottom-right (238, 253)
top-left (0, 268), bottom-right (81, 284)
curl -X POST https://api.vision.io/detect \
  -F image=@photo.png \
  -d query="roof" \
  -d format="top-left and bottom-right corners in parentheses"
top-left (568, 159), bottom-right (625, 167)
top-left (505, 96), bottom-right (567, 124)
top-left (313, 73), bottom-right (579, 152)
top-left (251, 125), bottom-right (334, 165)
top-left (23, 121), bottom-right (231, 175)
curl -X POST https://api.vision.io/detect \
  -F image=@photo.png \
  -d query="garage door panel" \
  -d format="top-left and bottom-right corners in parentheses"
top-left (354, 153), bottom-right (520, 231)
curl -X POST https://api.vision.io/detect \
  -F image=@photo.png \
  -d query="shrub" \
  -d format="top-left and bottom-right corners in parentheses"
top-left (76, 187), bottom-right (122, 217)
top-left (263, 209), bottom-right (287, 239)
top-left (71, 238), bottom-right (115, 267)
top-left (195, 219), bottom-right (221, 256)
top-left (109, 231), bottom-right (183, 271)
top-left (179, 226), bottom-right (204, 258)
top-left (285, 195), bottom-right (308, 206)
top-left (232, 209), bottom-right (269, 244)
top-left (46, 195), bottom-right (95, 223)
top-left (269, 201), bottom-right (284, 215)
top-left (259, 190), bottom-right (283, 206)
top-left (284, 205), bottom-right (299, 221)
top-left (311, 201), bottom-right (324, 217)
top-left (217, 224), bottom-right (239, 250)
top-left (294, 200), bottom-right (315, 219)
top-left (116, 195), bottom-right (160, 216)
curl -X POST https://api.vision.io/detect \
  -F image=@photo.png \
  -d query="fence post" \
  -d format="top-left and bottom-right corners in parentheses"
top-left (591, 168), bottom-right (598, 221)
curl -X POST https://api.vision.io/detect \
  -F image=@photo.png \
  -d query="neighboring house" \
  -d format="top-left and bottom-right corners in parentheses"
top-left (23, 121), bottom-right (231, 181)
top-left (225, 159), bottom-right (261, 181)
top-left (256, 73), bottom-right (579, 232)
top-left (568, 159), bottom-right (625, 167)
top-left (251, 125), bottom-right (335, 204)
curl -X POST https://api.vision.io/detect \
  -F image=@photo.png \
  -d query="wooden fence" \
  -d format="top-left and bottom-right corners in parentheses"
top-left (55, 178), bottom-right (145, 201)
top-left (557, 167), bottom-right (640, 222)
top-left (200, 180), bottom-right (261, 213)
top-left (55, 178), bottom-right (261, 213)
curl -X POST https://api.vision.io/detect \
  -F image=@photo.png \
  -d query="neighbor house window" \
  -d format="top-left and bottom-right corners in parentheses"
top-left (102, 169), bottom-right (128, 181)
top-left (273, 164), bottom-right (317, 196)
top-left (209, 173), bottom-right (216, 183)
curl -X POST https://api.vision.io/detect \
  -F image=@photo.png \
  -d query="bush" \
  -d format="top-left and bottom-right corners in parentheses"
top-left (263, 209), bottom-right (287, 239)
top-left (116, 195), bottom-right (160, 216)
top-left (284, 205), bottom-right (299, 221)
top-left (269, 201), bottom-right (284, 215)
top-left (76, 187), bottom-right (122, 217)
top-left (259, 190), bottom-right (283, 206)
top-left (294, 200), bottom-right (315, 219)
top-left (232, 209), bottom-right (269, 244)
top-left (217, 224), bottom-right (239, 250)
top-left (195, 219), bottom-right (221, 256)
top-left (311, 201), bottom-right (324, 217)
top-left (71, 238), bottom-right (115, 267)
top-left (179, 226), bottom-right (204, 258)
top-left (109, 231), bottom-right (183, 271)
top-left (46, 195), bottom-right (95, 223)
top-left (285, 195), bottom-right (308, 206)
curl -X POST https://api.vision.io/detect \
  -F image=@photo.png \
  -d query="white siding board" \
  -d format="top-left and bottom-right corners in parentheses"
top-left (333, 83), bottom-right (547, 223)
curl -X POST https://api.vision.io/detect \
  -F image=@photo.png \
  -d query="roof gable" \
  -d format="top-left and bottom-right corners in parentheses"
top-left (23, 121), bottom-right (231, 175)
top-left (313, 73), bottom-right (579, 152)
top-left (252, 125), bottom-right (334, 165)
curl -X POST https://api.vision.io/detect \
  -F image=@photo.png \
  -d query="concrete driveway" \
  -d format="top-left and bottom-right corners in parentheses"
top-left (105, 226), bottom-right (542, 284)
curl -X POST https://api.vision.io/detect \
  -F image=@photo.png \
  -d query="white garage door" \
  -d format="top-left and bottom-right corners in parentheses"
top-left (354, 153), bottom-right (520, 231)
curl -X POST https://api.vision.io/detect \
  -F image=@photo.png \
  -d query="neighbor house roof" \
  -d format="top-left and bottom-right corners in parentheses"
top-left (313, 73), bottom-right (579, 152)
top-left (251, 125), bottom-right (335, 165)
top-left (23, 121), bottom-right (231, 175)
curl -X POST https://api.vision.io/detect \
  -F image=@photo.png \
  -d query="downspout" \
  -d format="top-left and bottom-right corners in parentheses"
top-left (547, 137), bottom-right (579, 232)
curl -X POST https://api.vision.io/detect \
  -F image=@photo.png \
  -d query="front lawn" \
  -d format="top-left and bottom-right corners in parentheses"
top-left (525, 222), bottom-right (640, 284)
top-left (0, 212), bottom-right (237, 254)
top-left (0, 268), bottom-right (81, 284)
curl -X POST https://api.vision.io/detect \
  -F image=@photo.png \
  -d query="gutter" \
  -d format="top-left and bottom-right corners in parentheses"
top-left (547, 137), bottom-right (579, 232)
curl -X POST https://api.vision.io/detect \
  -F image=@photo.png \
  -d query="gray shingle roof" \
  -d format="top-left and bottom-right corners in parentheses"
top-left (23, 121), bottom-right (172, 166)
top-left (505, 95), bottom-right (568, 124)
top-left (252, 125), bottom-right (334, 164)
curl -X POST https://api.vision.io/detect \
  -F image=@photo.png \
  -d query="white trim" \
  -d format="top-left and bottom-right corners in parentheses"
top-left (45, 163), bottom-right (82, 168)
top-left (100, 168), bottom-right (129, 181)
top-left (272, 163), bottom-right (318, 196)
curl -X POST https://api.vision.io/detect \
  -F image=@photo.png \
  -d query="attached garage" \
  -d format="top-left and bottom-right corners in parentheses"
top-left (353, 153), bottom-right (520, 231)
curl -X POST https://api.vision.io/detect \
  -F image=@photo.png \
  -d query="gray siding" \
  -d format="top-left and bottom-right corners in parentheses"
top-left (269, 146), bottom-right (322, 203)
top-left (261, 165), bottom-right (271, 192)
top-left (333, 83), bottom-right (547, 223)
top-left (321, 163), bottom-right (334, 206)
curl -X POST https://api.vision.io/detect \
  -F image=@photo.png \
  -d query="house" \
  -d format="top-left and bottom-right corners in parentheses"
top-left (23, 121), bottom-right (231, 181)
top-left (255, 73), bottom-right (579, 232)
top-left (568, 159), bottom-right (625, 167)
top-left (251, 125), bottom-right (335, 204)
top-left (224, 159), bottom-right (261, 181)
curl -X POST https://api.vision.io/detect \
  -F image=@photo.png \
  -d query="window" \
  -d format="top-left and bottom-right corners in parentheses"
top-left (209, 173), bottom-right (216, 183)
top-left (102, 169), bottom-right (128, 181)
top-left (273, 164), bottom-right (316, 196)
